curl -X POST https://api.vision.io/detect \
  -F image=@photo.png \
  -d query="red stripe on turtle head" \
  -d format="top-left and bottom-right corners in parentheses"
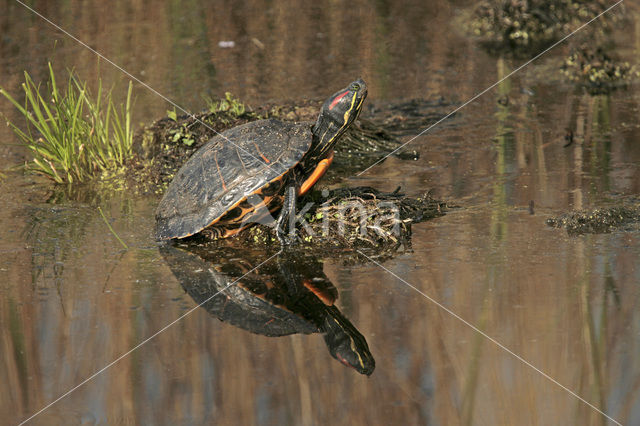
top-left (336, 353), bottom-right (354, 368)
top-left (329, 90), bottom-right (350, 110)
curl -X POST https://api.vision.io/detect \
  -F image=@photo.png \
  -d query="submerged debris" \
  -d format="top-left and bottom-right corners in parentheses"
top-left (546, 203), bottom-right (640, 235)
top-left (199, 186), bottom-right (449, 255)
top-left (561, 46), bottom-right (639, 95)
top-left (466, 0), bottom-right (621, 55)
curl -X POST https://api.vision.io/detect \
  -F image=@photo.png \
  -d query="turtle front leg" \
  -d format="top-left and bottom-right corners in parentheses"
top-left (276, 185), bottom-right (297, 245)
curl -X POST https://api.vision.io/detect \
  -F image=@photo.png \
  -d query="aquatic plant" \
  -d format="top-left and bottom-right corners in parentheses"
top-left (561, 46), bottom-right (639, 94)
top-left (547, 204), bottom-right (640, 235)
top-left (204, 92), bottom-right (247, 116)
top-left (467, 0), bottom-right (621, 51)
top-left (0, 63), bottom-right (133, 183)
top-left (165, 111), bottom-right (196, 147)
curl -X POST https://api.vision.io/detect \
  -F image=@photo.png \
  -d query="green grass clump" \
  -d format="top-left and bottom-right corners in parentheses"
top-left (0, 63), bottom-right (133, 183)
top-left (204, 92), bottom-right (247, 116)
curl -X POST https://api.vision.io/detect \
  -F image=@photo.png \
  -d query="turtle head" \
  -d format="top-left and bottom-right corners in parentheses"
top-left (310, 79), bottom-right (368, 159)
top-left (323, 307), bottom-right (375, 376)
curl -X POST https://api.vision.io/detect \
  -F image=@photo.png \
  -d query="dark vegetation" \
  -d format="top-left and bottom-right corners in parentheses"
top-left (546, 201), bottom-right (640, 235)
top-left (466, 0), bottom-right (620, 52)
top-left (465, 0), bottom-right (636, 93)
top-left (561, 45), bottom-right (639, 94)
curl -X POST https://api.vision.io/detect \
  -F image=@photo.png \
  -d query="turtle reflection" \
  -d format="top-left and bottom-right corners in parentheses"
top-left (160, 244), bottom-right (375, 376)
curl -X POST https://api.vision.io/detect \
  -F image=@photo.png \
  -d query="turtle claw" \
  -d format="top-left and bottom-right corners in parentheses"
top-left (276, 226), bottom-right (295, 247)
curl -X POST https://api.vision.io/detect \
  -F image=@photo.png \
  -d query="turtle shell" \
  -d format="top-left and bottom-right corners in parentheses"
top-left (155, 119), bottom-right (313, 240)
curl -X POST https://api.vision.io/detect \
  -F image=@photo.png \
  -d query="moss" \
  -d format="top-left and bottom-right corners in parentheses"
top-left (547, 202), bottom-right (640, 235)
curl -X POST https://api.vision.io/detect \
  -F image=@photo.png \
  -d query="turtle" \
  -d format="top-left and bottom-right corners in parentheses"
top-left (155, 79), bottom-right (368, 241)
top-left (159, 244), bottom-right (375, 375)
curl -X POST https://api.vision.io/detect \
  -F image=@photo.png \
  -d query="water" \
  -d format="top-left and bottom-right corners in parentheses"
top-left (1, 1), bottom-right (640, 425)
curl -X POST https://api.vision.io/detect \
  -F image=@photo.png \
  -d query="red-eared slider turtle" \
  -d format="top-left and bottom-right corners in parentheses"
top-left (155, 79), bottom-right (368, 241)
top-left (160, 244), bottom-right (375, 375)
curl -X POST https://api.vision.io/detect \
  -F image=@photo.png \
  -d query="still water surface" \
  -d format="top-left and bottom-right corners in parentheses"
top-left (1, 1), bottom-right (640, 425)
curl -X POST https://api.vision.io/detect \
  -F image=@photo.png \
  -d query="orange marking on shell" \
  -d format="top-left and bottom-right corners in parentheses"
top-left (201, 197), bottom-right (249, 232)
top-left (261, 195), bottom-right (273, 207)
top-left (299, 150), bottom-right (334, 196)
top-left (214, 151), bottom-right (227, 191)
top-left (222, 226), bottom-right (245, 238)
top-left (252, 142), bottom-right (271, 164)
top-left (187, 172), bottom-right (289, 239)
